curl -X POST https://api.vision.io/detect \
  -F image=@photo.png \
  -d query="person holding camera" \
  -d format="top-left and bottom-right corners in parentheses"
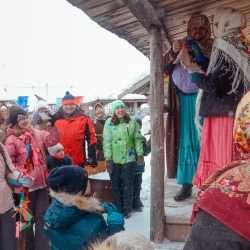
top-left (44, 165), bottom-right (124, 250)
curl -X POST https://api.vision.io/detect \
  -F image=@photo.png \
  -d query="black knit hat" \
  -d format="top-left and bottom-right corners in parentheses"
top-left (9, 108), bottom-right (28, 126)
top-left (48, 165), bottom-right (89, 195)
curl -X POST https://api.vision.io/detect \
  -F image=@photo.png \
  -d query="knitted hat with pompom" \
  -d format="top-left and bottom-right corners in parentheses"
top-left (62, 91), bottom-right (77, 106)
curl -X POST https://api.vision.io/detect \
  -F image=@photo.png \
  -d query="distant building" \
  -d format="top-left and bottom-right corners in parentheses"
top-left (83, 94), bottom-right (147, 117)
top-left (0, 99), bottom-right (17, 107)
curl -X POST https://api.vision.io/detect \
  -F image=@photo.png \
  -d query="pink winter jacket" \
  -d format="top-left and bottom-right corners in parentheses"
top-left (5, 125), bottom-right (60, 189)
top-left (0, 143), bottom-right (19, 214)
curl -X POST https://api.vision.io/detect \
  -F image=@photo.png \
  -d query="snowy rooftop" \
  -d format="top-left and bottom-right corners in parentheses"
top-left (83, 93), bottom-right (146, 103)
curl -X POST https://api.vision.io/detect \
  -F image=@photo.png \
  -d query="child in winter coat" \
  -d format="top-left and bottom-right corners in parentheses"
top-left (4, 108), bottom-right (60, 250)
top-left (0, 142), bottom-right (33, 250)
top-left (46, 143), bottom-right (73, 171)
top-left (132, 115), bottom-right (151, 212)
top-left (44, 165), bottom-right (125, 250)
top-left (103, 100), bottom-right (144, 219)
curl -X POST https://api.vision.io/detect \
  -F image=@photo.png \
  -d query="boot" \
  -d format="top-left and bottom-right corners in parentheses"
top-left (174, 184), bottom-right (193, 201)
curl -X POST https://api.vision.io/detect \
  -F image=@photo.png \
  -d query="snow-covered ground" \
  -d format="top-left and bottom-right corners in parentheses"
top-left (89, 115), bottom-right (152, 236)
top-left (90, 116), bottom-right (185, 249)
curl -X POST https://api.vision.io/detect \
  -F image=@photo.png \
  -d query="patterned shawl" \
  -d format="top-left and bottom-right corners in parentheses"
top-left (208, 7), bottom-right (250, 94)
top-left (190, 91), bottom-right (250, 241)
top-left (195, 8), bottom-right (250, 140)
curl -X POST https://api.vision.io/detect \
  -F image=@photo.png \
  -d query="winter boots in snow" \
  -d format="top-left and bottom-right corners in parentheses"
top-left (174, 184), bottom-right (193, 201)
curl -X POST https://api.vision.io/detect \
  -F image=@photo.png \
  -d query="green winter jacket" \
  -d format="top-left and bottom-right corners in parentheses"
top-left (103, 117), bottom-right (144, 164)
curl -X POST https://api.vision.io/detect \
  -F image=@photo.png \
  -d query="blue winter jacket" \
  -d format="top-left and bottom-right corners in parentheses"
top-left (43, 191), bottom-right (124, 250)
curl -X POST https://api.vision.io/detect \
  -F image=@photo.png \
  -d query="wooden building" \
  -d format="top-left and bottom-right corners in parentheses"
top-left (83, 95), bottom-right (147, 115)
top-left (65, 0), bottom-right (250, 243)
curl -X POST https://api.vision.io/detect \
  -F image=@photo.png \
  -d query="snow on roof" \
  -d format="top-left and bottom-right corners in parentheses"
top-left (121, 94), bottom-right (146, 100)
top-left (83, 93), bottom-right (146, 103)
top-left (122, 73), bottom-right (150, 91)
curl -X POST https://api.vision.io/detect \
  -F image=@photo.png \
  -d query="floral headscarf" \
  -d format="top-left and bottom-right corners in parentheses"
top-left (213, 7), bottom-right (247, 38)
top-left (208, 7), bottom-right (250, 94)
top-left (174, 14), bottom-right (214, 73)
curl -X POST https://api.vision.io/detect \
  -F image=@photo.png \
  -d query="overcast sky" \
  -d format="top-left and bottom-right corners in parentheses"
top-left (0, 0), bottom-right (150, 108)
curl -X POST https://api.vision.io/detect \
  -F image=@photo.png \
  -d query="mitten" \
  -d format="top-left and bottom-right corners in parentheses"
top-left (19, 175), bottom-right (34, 187)
top-left (10, 174), bottom-right (33, 188)
top-left (102, 202), bottom-right (124, 228)
top-left (49, 111), bottom-right (64, 126)
top-left (106, 160), bottom-right (113, 174)
top-left (189, 72), bottom-right (204, 84)
top-left (102, 202), bottom-right (118, 214)
top-left (32, 111), bottom-right (42, 125)
top-left (86, 158), bottom-right (97, 168)
top-left (136, 156), bottom-right (144, 166)
top-left (87, 144), bottom-right (97, 168)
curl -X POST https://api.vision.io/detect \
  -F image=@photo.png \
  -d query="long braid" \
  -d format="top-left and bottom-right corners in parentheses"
top-left (0, 143), bottom-right (12, 173)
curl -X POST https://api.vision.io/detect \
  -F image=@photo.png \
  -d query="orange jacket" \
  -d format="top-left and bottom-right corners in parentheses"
top-left (55, 113), bottom-right (96, 166)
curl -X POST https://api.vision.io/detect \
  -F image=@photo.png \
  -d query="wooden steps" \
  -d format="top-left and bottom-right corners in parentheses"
top-left (153, 241), bottom-right (185, 250)
top-left (164, 178), bottom-right (198, 242)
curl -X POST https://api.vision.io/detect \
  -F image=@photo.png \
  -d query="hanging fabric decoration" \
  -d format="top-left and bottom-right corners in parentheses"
top-left (11, 136), bottom-right (35, 249)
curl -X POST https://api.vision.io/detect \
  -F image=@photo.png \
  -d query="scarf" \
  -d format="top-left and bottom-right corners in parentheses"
top-left (93, 115), bottom-right (107, 124)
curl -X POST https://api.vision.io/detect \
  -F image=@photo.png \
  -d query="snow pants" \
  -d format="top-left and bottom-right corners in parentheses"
top-left (133, 173), bottom-right (143, 209)
top-left (0, 209), bottom-right (18, 250)
top-left (110, 162), bottom-right (135, 216)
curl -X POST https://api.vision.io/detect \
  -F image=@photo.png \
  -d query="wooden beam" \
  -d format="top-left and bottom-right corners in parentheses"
top-left (122, 0), bottom-right (171, 49)
top-left (122, 0), bottom-right (161, 31)
top-left (149, 25), bottom-right (165, 243)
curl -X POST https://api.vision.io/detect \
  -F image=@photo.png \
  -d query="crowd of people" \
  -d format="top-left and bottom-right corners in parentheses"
top-left (0, 91), bottom-right (152, 250)
top-left (1, 5), bottom-right (250, 250)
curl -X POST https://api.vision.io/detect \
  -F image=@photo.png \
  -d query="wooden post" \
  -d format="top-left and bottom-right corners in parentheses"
top-left (149, 24), bottom-right (165, 243)
top-left (134, 101), bottom-right (138, 113)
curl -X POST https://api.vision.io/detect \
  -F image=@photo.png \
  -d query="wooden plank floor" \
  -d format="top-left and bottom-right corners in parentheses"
top-left (164, 178), bottom-right (198, 242)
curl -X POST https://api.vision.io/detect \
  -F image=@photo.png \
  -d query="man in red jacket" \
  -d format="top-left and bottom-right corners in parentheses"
top-left (50, 91), bottom-right (97, 168)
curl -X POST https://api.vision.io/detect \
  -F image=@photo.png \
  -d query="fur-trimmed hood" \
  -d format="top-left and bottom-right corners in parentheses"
top-left (50, 190), bottom-right (104, 212)
top-left (44, 191), bottom-right (104, 230)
